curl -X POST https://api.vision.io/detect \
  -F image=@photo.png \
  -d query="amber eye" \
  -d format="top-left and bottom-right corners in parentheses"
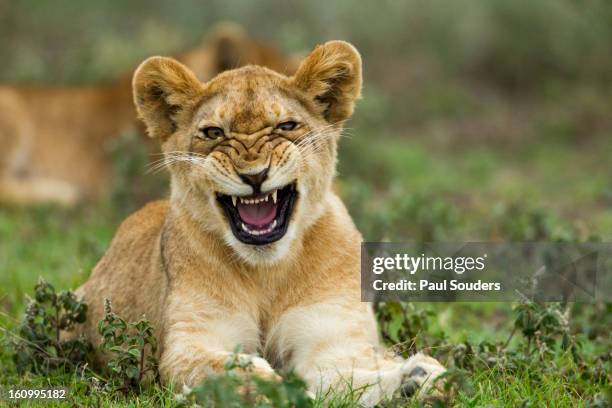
top-left (276, 121), bottom-right (298, 131)
top-left (201, 126), bottom-right (225, 140)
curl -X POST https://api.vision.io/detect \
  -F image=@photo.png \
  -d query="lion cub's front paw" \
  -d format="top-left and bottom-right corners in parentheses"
top-left (228, 354), bottom-right (281, 382)
top-left (232, 356), bottom-right (283, 399)
top-left (248, 356), bottom-right (282, 382)
top-left (398, 353), bottom-right (446, 399)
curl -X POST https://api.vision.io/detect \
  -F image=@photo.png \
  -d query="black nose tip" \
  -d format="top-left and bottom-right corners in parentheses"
top-left (239, 168), bottom-right (269, 194)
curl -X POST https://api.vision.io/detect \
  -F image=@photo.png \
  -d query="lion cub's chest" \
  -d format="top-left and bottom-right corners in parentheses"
top-left (168, 265), bottom-right (312, 356)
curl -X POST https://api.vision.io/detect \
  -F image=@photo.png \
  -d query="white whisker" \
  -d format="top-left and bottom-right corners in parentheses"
top-left (146, 152), bottom-right (210, 174)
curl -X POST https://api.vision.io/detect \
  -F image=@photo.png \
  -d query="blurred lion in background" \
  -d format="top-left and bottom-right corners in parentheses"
top-left (0, 23), bottom-right (298, 206)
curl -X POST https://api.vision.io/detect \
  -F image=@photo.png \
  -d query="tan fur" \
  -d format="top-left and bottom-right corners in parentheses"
top-left (72, 42), bottom-right (445, 406)
top-left (181, 22), bottom-right (299, 81)
top-left (0, 24), bottom-right (298, 206)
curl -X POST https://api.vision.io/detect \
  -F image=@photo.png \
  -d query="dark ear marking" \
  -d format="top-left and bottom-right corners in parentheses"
top-left (205, 22), bottom-right (249, 75)
top-left (292, 41), bottom-right (362, 124)
top-left (132, 56), bottom-right (203, 141)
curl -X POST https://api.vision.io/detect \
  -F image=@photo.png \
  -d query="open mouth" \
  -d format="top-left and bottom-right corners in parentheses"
top-left (217, 183), bottom-right (298, 245)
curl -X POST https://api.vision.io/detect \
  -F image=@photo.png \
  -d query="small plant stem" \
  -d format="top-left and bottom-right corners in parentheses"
top-left (56, 305), bottom-right (61, 343)
top-left (503, 327), bottom-right (517, 350)
top-left (138, 348), bottom-right (145, 384)
top-left (526, 336), bottom-right (532, 355)
top-left (54, 299), bottom-right (64, 357)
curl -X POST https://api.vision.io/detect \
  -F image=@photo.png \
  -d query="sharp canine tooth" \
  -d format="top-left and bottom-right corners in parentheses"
top-left (232, 196), bottom-right (237, 206)
top-left (272, 190), bottom-right (277, 204)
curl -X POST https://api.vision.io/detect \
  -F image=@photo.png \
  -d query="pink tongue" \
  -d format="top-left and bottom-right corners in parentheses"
top-left (237, 200), bottom-right (277, 228)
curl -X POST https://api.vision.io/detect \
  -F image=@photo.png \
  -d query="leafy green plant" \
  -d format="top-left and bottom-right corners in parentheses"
top-left (9, 278), bottom-right (92, 374)
top-left (512, 301), bottom-right (576, 360)
top-left (98, 299), bottom-right (159, 393)
top-left (375, 301), bottom-right (437, 355)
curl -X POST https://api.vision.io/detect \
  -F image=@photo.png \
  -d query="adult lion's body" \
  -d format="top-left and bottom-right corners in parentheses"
top-left (0, 81), bottom-right (134, 204)
top-left (0, 24), bottom-right (297, 205)
top-left (72, 42), bottom-right (445, 406)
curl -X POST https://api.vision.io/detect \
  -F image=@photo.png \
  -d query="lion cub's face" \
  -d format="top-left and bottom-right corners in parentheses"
top-left (133, 41), bottom-right (361, 265)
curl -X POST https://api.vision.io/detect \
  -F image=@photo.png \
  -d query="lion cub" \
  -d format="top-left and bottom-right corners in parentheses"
top-left (74, 41), bottom-right (445, 406)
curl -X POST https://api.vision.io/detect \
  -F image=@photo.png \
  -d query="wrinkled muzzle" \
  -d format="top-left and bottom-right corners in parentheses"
top-left (210, 135), bottom-right (300, 246)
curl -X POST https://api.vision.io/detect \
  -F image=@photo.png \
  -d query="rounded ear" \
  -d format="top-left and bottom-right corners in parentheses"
top-left (206, 22), bottom-right (249, 74)
top-left (292, 41), bottom-right (362, 124)
top-left (133, 56), bottom-right (204, 140)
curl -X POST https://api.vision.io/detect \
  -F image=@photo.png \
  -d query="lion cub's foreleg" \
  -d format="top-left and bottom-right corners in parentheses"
top-left (268, 300), bottom-right (446, 407)
top-left (159, 294), bottom-right (278, 387)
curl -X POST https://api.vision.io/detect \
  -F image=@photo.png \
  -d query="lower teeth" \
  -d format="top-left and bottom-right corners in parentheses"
top-left (241, 219), bottom-right (277, 236)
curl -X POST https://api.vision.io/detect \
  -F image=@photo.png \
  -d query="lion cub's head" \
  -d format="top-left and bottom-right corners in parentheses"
top-left (133, 41), bottom-right (361, 265)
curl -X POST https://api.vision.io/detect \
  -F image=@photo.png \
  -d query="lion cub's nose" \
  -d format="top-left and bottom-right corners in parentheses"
top-left (239, 168), bottom-right (269, 194)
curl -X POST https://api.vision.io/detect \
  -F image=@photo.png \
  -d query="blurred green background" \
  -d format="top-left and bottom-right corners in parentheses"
top-left (1, 0), bottom-right (609, 238)
top-left (0, 1), bottom-right (610, 406)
